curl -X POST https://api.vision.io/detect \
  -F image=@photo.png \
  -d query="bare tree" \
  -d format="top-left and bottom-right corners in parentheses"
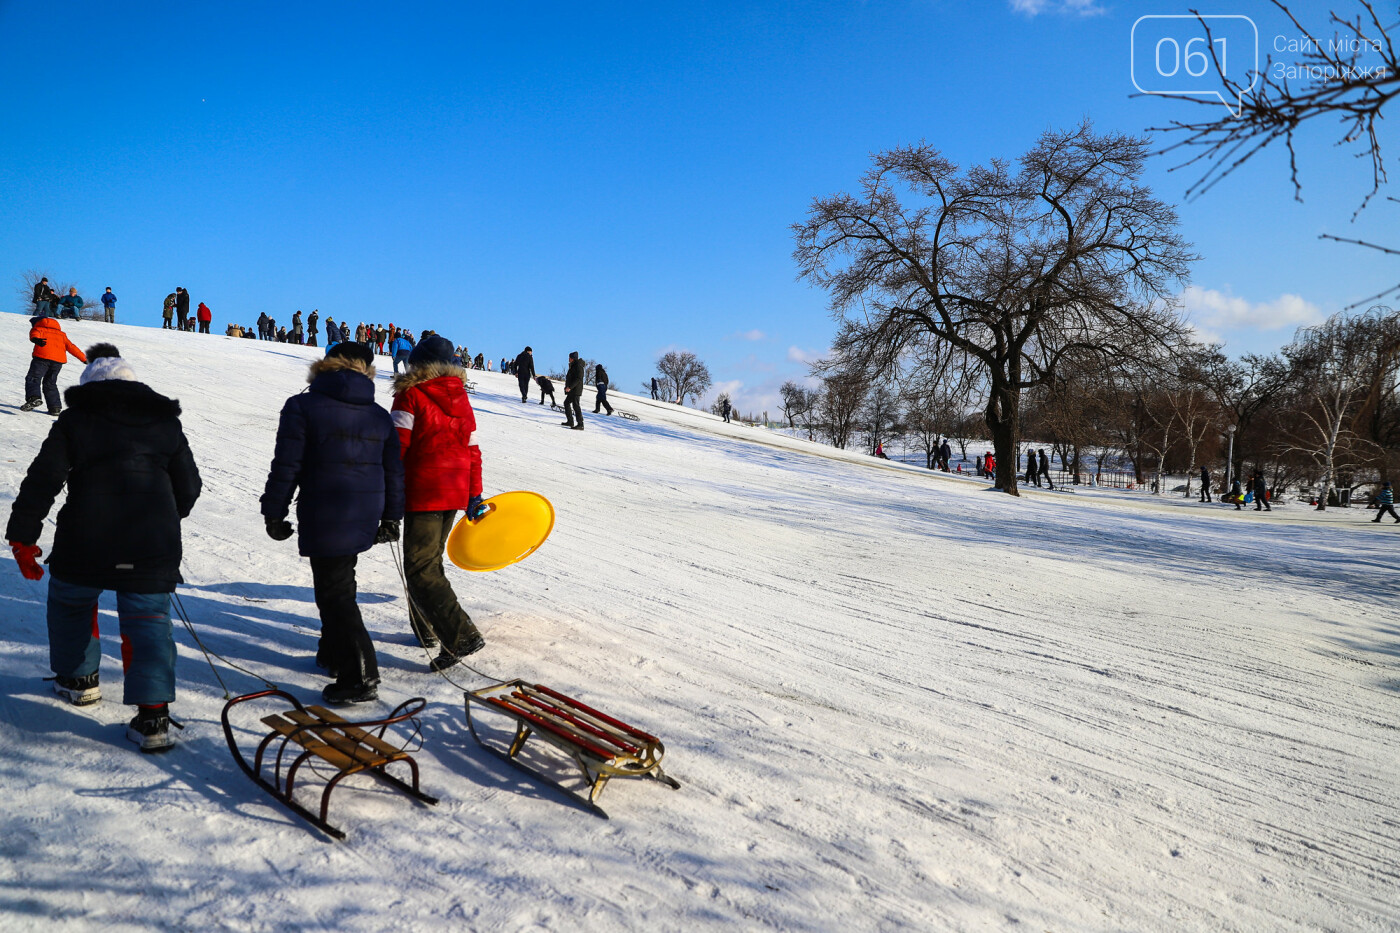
top-left (818, 369), bottom-right (866, 449)
top-left (1279, 307), bottom-right (1400, 508)
top-left (709, 391), bottom-right (731, 417)
top-left (794, 123), bottom-right (1194, 495)
top-left (779, 380), bottom-right (812, 429)
top-left (861, 382), bottom-right (899, 453)
top-left (655, 351), bottom-right (712, 406)
top-left (1149, 3), bottom-right (1400, 303)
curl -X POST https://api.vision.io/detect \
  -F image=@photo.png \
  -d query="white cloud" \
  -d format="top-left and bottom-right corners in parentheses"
top-left (786, 345), bottom-right (827, 365)
top-left (728, 329), bottom-right (766, 342)
top-left (1009, 0), bottom-right (1105, 15)
top-left (1180, 286), bottom-right (1323, 333)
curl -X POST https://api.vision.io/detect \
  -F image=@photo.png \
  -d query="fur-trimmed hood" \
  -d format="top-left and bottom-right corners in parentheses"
top-left (307, 354), bottom-right (376, 383)
top-left (307, 354), bottom-right (377, 406)
top-left (393, 361), bottom-right (465, 395)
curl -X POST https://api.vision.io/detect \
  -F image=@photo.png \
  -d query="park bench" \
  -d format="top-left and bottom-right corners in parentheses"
top-left (222, 689), bottom-right (437, 840)
top-left (465, 679), bottom-right (679, 816)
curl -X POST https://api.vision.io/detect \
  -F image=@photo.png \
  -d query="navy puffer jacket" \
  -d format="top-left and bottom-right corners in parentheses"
top-left (261, 355), bottom-right (405, 557)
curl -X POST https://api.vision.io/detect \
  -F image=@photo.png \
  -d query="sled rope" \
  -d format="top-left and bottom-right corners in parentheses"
top-left (172, 591), bottom-right (279, 698)
top-left (387, 541), bottom-right (506, 692)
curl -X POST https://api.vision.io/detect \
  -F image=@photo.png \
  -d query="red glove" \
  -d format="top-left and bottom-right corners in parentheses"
top-left (10, 542), bottom-right (43, 581)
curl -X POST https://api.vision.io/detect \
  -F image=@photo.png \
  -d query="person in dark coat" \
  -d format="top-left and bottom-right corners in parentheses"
top-left (514, 347), bottom-right (536, 402)
top-left (6, 344), bottom-right (202, 752)
top-left (593, 363), bottom-right (613, 415)
top-left (32, 277), bottom-right (56, 317)
top-left (650, 377), bottom-right (659, 400)
top-left (721, 396), bottom-right (731, 423)
top-left (307, 310), bottom-right (319, 347)
top-left (1199, 466), bottom-right (1211, 502)
top-left (535, 374), bottom-right (556, 406)
top-left (101, 287), bottom-right (117, 323)
top-left (1024, 449), bottom-right (1039, 486)
top-left (1252, 471), bottom-right (1271, 511)
top-left (261, 341), bottom-right (405, 705)
top-left (1039, 449), bottom-right (1054, 489)
top-left (939, 438), bottom-right (953, 472)
top-left (1372, 481), bottom-right (1398, 523)
top-left (1229, 478), bottom-right (1244, 510)
top-left (174, 288), bottom-right (190, 330)
top-left (392, 336), bottom-right (487, 670)
top-left (562, 351), bottom-right (585, 429)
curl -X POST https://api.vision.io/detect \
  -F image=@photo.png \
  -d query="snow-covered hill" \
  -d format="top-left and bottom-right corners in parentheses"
top-left (0, 313), bottom-right (1396, 932)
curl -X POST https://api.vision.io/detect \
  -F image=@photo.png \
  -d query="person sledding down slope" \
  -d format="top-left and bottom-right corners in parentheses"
top-left (261, 341), bottom-right (405, 705)
top-left (391, 335), bottom-right (488, 672)
top-left (5, 344), bottom-right (202, 752)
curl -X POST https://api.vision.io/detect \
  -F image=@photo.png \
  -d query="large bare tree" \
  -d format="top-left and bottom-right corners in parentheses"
top-left (794, 123), bottom-right (1194, 495)
top-left (654, 351), bottom-right (712, 406)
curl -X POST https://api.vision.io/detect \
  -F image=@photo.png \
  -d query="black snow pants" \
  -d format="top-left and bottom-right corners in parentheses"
top-left (594, 382), bottom-right (612, 414)
top-left (518, 376), bottom-right (531, 403)
top-left (564, 390), bottom-right (583, 427)
top-left (24, 359), bottom-right (63, 411)
top-left (403, 511), bottom-right (481, 653)
top-left (310, 555), bottom-right (379, 687)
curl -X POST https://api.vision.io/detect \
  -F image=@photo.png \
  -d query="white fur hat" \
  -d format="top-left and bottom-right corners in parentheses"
top-left (79, 355), bottom-right (138, 386)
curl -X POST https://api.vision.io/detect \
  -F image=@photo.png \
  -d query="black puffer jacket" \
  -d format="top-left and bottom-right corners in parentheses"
top-left (261, 355), bottom-right (404, 558)
top-left (6, 381), bottom-right (202, 592)
top-left (565, 357), bottom-right (586, 395)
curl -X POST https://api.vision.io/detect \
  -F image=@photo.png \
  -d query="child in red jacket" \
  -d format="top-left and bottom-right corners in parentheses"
top-left (391, 335), bottom-right (487, 671)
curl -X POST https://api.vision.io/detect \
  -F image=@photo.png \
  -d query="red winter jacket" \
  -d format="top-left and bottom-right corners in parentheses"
top-left (196, 302), bottom-right (212, 322)
top-left (391, 363), bottom-right (482, 511)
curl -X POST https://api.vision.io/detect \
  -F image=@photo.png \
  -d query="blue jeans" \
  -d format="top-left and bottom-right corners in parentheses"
top-left (47, 577), bottom-right (175, 705)
top-left (394, 352), bottom-right (410, 374)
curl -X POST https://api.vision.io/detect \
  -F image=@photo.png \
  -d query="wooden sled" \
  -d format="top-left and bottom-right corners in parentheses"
top-left (465, 680), bottom-right (679, 817)
top-left (221, 689), bottom-right (437, 840)
top-left (615, 410), bottom-right (640, 422)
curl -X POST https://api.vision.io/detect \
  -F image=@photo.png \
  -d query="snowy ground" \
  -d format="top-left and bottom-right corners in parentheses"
top-left (0, 312), bottom-right (1396, 932)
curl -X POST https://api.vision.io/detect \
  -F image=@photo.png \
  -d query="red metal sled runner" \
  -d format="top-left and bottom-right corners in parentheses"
top-left (221, 689), bottom-right (437, 840)
top-left (465, 680), bottom-right (679, 814)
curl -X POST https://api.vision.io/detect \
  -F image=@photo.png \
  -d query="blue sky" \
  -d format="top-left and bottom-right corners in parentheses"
top-left (2, 1), bottom-right (1394, 413)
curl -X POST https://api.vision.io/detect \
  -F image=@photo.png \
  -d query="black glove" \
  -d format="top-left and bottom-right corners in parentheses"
top-left (30, 337), bottom-right (46, 347)
top-left (265, 517), bottom-right (293, 541)
top-left (374, 519), bottom-right (400, 544)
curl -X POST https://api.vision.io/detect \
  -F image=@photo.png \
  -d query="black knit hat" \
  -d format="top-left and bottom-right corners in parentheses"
top-left (409, 335), bottom-right (456, 367)
top-left (327, 341), bottom-right (374, 367)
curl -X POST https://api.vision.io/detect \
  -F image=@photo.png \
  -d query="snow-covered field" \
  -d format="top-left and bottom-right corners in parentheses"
top-left (0, 312), bottom-right (1396, 932)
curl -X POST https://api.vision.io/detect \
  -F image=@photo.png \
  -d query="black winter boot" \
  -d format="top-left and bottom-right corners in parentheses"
top-left (53, 672), bottom-right (101, 706)
top-left (127, 705), bottom-right (177, 753)
top-left (430, 630), bottom-right (485, 672)
top-left (321, 680), bottom-right (379, 705)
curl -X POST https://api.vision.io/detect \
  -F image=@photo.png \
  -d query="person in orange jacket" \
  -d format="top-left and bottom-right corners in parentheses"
top-left (22, 317), bottom-right (87, 414)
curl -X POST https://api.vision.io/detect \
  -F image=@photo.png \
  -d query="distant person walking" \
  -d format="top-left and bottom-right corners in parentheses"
top-left (1025, 449), bottom-right (1039, 487)
top-left (1199, 466), bottom-right (1211, 502)
top-left (650, 377), bottom-right (659, 400)
top-left (721, 396), bottom-right (731, 423)
top-left (390, 331), bottom-right (414, 375)
top-left (196, 302), bottom-right (212, 334)
top-left (1039, 449), bottom-right (1054, 490)
top-left (939, 438), bottom-right (953, 472)
top-left (593, 363), bottom-right (613, 415)
top-left (1373, 481), bottom-right (1398, 523)
top-left (174, 288), bottom-right (190, 331)
top-left (100, 287), bottom-right (116, 323)
top-left (514, 346), bottom-right (535, 402)
top-left (21, 317), bottom-right (87, 414)
top-left (1252, 471), bottom-right (1271, 512)
top-left (562, 351), bottom-right (585, 430)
